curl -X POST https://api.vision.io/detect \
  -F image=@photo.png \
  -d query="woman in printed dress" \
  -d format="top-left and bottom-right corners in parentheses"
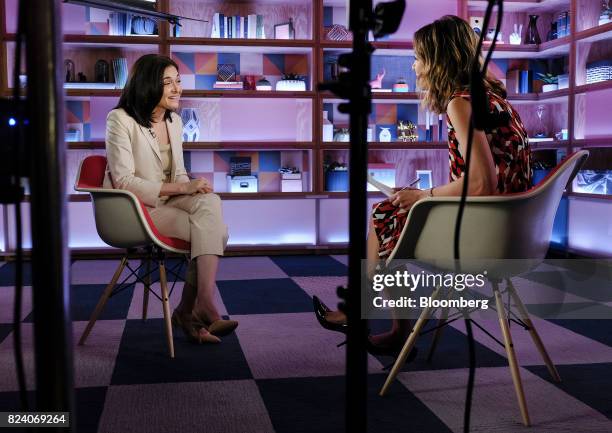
top-left (314, 15), bottom-right (532, 355)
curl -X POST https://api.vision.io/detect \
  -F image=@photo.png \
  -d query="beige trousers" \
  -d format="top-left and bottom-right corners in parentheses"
top-left (148, 193), bottom-right (228, 259)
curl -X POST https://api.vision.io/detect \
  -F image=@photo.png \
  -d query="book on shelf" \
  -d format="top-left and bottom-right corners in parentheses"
top-left (213, 81), bottom-right (244, 89)
top-left (211, 13), bottom-right (265, 38)
top-left (109, 12), bottom-right (132, 36)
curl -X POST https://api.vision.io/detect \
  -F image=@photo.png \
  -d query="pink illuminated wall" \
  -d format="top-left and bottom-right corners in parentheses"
top-left (575, 88), bottom-right (612, 139)
top-left (223, 200), bottom-right (317, 245)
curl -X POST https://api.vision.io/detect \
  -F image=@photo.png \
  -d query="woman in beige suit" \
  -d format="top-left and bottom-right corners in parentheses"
top-left (105, 54), bottom-right (236, 344)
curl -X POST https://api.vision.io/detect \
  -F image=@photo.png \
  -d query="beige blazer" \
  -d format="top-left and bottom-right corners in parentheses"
top-left (104, 108), bottom-right (190, 207)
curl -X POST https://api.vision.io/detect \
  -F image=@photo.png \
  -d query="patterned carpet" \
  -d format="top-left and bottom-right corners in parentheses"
top-left (0, 255), bottom-right (611, 433)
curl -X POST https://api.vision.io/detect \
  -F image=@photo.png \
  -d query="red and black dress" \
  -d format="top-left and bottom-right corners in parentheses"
top-left (372, 89), bottom-right (532, 258)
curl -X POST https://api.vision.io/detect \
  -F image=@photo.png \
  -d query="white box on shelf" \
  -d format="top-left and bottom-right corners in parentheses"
top-left (281, 179), bottom-right (302, 192)
top-left (281, 173), bottom-right (302, 192)
top-left (367, 163), bottom-right (396, 192)
top-left (227, 175), bottom-right (258, 193)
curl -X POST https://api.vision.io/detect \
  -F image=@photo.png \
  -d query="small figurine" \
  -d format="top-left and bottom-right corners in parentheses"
top-left (77, 72), bottom-right (87, 82)
top-left (369, 68), bottom-right (386, 89)
top-left (65, 59), bottom-right (75, 82)
top-left (509, 24), bottom-right (523, 45)
top-left (397, 120), bottom-right (418, 142)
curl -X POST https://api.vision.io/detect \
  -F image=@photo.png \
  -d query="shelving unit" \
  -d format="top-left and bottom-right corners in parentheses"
top-left (1, 0), bottom-right (611, 256)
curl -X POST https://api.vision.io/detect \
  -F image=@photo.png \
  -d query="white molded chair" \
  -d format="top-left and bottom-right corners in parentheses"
top-left (378, 150), bottom-right (589, 426)
top-left (75, 155), bottom-right (191, 358)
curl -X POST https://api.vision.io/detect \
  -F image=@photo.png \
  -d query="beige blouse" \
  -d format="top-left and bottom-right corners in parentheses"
top-left (158, 141), bottom-right (172, 201)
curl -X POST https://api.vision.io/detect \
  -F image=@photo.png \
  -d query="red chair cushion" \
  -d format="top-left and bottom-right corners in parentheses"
top-left (77, 155), bottom-right (107, 189)
top-left (138, 200), bottom-right (191, 252)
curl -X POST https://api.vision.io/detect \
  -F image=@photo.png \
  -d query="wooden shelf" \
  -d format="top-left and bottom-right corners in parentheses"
top-left (323, 191), bottom-right (388, 199)
top-left (572, 138), bottom-right (612, 148)
top-left (65, 89), bottom-right (121, 97)
top-left (67, 90), bottom-right (316, 99)
top-left (507, 88), bottom-right (570, 103)
top-left (63, 34), bottom-right (160, 45)
top-left (218, 192), bottom-right (314, 200)
top-left (530, 140), bottom-right (569, 150)
top-left (183, 142), bottom-right (314, 150)
top-left (320, 141), bottom-right (447, 150)
top-left (68, 141), bottom-right (105, 150)
top-left (169, 37), bottom-right (313, 48)
top-left (67, 141), bottom-right (316, 150)
top-left (467, 0), bottom-right (570, 13)
top-left (321, 40), bottom-right (413, 51)
top-left (574, 80), bottom-right (612, 94)
top-left (568, 192), bottom-right (612, 201)
top-left (181, 90), bottom-right (315, 98)
top-left (575, 21), bottom-right (612, 44)
top-left (5, 33), bottom-right (160, 45)
top-left (482, 37), bottom-right (570, 59)
top-left (320, 91), bottom-right (420, 101)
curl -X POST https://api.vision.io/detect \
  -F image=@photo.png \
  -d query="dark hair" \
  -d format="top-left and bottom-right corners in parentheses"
top-left (116, 54), bottom-right (179, 127)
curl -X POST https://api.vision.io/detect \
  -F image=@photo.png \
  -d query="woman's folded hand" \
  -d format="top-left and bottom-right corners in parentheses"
top-left (182, 178), bottom-right (213, 195)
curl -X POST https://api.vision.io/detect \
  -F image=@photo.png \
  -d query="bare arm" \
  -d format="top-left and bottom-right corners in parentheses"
top-left (390, 97), bottom-right (497, 208)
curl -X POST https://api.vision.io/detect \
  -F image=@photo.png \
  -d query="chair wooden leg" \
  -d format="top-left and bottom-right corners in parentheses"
top-left (426, 289), bottom-right (453, 362)
top-left (380, 286), bottom-right (441, 396)
top-left (159, 261), bottom-right (175, 358)
top-left (142, 257), bottom-right (151, 321)
top-left (493, 281), bottom-right (531, 426)
top-left (78, 256), bottom-right (128, 346)
top-left (507, 279), bottom-right (561, 383)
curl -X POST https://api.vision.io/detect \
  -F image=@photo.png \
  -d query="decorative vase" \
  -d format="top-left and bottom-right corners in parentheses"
top-left (94, 60), bottom-right (110, 83)
top-left (526, 15), bottom-right (541, 44)
top-left (180, 108), bottom-right (200, 142)
top-left (379, 127), bottom-right (392, 142)
top-left (322, 111), bottom-right (334, 142)
top-left (534, 104), bottom-right (547, 138)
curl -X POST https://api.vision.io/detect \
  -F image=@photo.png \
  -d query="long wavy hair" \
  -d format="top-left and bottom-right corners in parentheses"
top-left (413, 15), bottom-right (506, 114)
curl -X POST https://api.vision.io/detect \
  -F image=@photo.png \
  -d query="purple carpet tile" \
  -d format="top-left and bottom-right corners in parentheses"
top-left (398, 366), bottom-right (612, 432)
top-left (234, 312), bottom-right (384, 379)
top-left (98, 380), bottom-right (275, 433)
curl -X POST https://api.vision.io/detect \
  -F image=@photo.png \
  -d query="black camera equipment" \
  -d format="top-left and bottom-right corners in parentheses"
top-left (318, 2), bottom-right (405, 432)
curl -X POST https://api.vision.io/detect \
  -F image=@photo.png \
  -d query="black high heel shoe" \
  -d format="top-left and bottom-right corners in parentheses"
top-left (313, 296), bottom-right (348, 334)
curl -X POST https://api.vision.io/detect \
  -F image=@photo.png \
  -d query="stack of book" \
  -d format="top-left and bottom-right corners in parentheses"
top-left (506, 69), bottom-right (533, 94)
top-left (213, 81), bottom-right (244, 90)
top-left (112, 58), bottom-right (128, 89)
top-left (211, 13), bottom-right (265, 39)
top-left (109, 12), bottom-right (133, 36)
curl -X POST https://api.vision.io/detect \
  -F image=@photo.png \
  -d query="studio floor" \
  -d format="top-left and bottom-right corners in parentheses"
top-left (0, 255), bottom-right (611, 433)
